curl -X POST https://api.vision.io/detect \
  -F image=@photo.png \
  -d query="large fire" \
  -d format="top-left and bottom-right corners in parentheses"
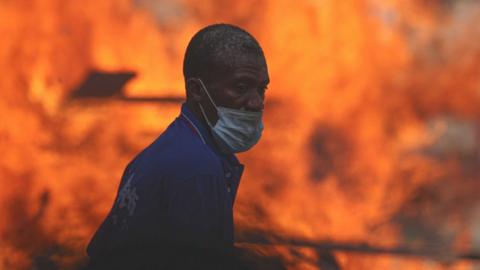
top-left (1, 0), bottom-right (480, 269)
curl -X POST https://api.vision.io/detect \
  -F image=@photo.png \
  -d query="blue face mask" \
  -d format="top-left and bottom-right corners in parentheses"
top-left (197, 78), bottom-right (264, 154)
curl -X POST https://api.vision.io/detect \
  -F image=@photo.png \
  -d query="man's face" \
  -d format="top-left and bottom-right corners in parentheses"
top-left (199, 54), bottom-right (269, 125)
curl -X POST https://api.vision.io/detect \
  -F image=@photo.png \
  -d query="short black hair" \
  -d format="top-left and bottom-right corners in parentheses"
top-left (183, 23), bottom-right (265, 82)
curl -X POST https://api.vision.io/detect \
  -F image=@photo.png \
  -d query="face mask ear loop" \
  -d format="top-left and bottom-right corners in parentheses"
top-left (198, 103), bottom-right (213, 127)
top-left (197, 78), bottom-right (219, 109)
top-left (194, 78), bottom-right (217, 128)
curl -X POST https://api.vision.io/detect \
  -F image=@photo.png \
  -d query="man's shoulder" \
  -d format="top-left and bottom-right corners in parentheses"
top-left (134, 118), bottom-right (223, 180)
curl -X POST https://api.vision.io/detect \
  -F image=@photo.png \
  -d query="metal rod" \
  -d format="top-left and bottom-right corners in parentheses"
top-left (116, 96), bottom-right (184, 103)
top-left (237, 233), bottom-right (480, 261)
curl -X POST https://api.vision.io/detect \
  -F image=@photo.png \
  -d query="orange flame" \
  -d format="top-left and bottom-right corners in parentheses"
top-left (1, 0), bottom-right (480, 269)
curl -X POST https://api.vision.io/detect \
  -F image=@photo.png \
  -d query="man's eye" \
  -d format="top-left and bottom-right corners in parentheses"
top-left (235, 84), bottom-right (248, 93)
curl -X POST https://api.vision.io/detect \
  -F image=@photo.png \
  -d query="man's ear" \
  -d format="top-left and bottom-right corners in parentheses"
top-left (186, 78), bottom-right (203, 102)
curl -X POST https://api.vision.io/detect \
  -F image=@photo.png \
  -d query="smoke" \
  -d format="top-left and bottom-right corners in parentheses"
top-left (134, 0), bottom-right (186, 27)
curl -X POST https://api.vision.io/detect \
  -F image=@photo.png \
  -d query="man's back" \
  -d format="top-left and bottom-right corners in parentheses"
top-left (86, 104), bottom-right (244, 268)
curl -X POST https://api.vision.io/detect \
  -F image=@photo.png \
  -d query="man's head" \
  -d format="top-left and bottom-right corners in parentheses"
top-left (183, 24), bottom-right (269, 125)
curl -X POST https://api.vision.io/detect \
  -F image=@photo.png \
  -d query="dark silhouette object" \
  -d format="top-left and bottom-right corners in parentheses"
top-left (71, 71), bottom-right (136, 98)
top-left (70, 71), bottom-right (184, 103)
top-left (316, 251), bottom-right (341, 270)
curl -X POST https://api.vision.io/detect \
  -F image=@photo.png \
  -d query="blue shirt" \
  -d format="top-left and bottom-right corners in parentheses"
top-left (87, 103), bottom-right (244, 259)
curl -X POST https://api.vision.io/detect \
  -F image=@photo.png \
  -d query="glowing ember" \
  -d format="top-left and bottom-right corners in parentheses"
top-left (1, 0), bottom-right (480, 269)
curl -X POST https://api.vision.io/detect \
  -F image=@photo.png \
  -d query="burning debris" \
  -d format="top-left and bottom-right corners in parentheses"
top-left (1, 0), bottom-right (480, 269)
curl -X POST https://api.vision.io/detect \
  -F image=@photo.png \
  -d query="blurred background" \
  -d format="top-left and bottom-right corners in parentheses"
top-left (1, 0), bottom-right (480, 269)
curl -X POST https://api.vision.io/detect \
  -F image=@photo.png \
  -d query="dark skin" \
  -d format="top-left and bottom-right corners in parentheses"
top-left (186, 54), bottom-right (269, 130)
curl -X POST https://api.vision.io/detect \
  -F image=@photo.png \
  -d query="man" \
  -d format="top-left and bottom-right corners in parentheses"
top-left (86, 23), bottom-right (269, 269)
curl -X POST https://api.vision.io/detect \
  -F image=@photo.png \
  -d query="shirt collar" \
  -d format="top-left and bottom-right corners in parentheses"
top-left (181, 103), bottom-right (211, 145)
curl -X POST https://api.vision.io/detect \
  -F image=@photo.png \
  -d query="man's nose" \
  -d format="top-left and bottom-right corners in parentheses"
top-left (245, 90), bottom-right (264, 112)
